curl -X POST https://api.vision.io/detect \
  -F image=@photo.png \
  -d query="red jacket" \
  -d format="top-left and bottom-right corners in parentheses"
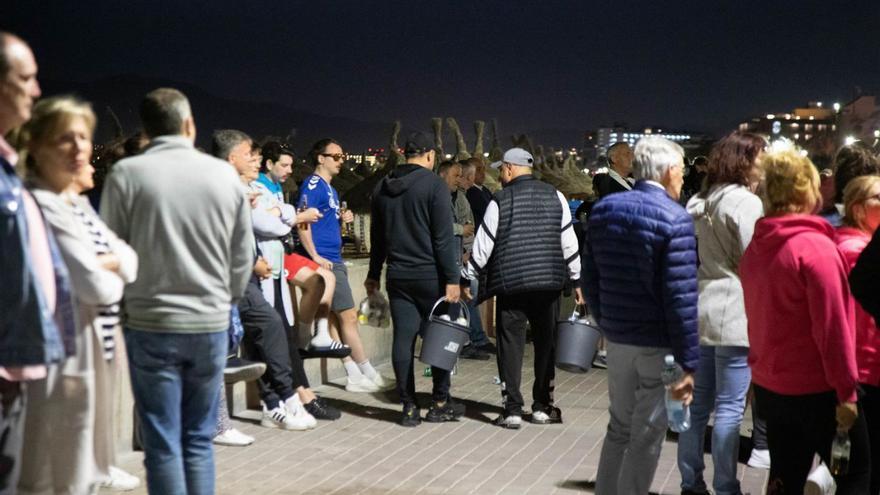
top-left (741, 215), bottom-right (858, 403)
top-left (836, 226), bottom-right (880, 386)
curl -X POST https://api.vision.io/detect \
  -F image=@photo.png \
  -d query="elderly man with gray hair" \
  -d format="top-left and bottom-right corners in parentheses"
top-left (582, 136), bottom-right (699, 494)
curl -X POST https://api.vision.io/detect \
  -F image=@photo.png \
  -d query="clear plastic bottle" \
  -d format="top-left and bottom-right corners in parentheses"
top-left (831, 429), bottom-right (851, 475)
top-left (661, 354), bottom-right (691, 432)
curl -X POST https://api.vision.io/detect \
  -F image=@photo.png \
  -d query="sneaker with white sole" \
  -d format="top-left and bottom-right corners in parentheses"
top-left (747, 448), bottom-right (770, 469)
top-left (493, 413), bottom-right (522, 430)
top-left (261, 402), bottom-right (313, 431)
top-left (283, 395), bottom-right (317, 429)
top-left (346, 374), bottom-right (381, 393)
top-left (804, 461), bottom-right (836, 495)
top-left (213, 427), bottom-right (254, 446)
top-left (101, 466), bottom-right (141, 491)
top-left (531, 406), bottom-right (563, 424)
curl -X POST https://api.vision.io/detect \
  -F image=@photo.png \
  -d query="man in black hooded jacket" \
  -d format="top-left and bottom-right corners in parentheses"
top-left (366, 131), bottom-right (465, 427)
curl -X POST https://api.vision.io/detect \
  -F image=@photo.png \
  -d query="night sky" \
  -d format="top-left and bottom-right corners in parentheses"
top-left (6, 1), bottom-right (880, 140)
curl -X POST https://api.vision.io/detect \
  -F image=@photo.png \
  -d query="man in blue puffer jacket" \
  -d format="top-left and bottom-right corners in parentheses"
top-left (582, 136), bottom-right (699, 495)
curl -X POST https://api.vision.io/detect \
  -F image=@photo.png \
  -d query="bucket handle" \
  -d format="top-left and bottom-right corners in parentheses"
top-left (429, 297), bottom-right (470, 327)
top-left (570, 304), bottom-right (588, 320)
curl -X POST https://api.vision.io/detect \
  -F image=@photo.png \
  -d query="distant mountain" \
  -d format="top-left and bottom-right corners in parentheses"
top-left (41, 75), bottom-right (391, 152)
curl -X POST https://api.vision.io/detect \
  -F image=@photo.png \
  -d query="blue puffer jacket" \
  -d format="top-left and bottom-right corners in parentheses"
top-left (582, 180), bottom-right (699, 371)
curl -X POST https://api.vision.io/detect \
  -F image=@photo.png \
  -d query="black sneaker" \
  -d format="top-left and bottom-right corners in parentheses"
top-left (224, 357), bottom-right (267, 384)
top-left (493, 412), bottom-right (522, 429)
top-left (478, 341), bottom-right (497, 354)
top-left (425, 398), bottom-right (466, 422)
top-left (459, 345), bottom-right (490, 361)
top-left (530, 405), bottom-right (563, 424)
top-left (400, 403), bottom-right (421, 427)
top-left (304, 396), bottom-right (341, 420)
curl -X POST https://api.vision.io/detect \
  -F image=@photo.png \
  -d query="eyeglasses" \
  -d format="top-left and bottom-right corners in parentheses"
top-left (320, 153), bottom-right (345, 162)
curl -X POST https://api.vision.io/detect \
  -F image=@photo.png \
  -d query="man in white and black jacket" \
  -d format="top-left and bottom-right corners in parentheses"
top-left (366, 131), bottom-right (466, 427)
top-left (463, 148), bottom-right (583, 430)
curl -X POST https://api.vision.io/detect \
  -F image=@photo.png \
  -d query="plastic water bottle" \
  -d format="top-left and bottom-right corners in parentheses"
top-left (661, 354), bottom-right (691, 432)
top-left (831, 430), bottom-right (851, 475)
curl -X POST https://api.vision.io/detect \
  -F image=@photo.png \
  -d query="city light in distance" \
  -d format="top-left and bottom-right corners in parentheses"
top-left (844, 136), bottom-right (858, 146)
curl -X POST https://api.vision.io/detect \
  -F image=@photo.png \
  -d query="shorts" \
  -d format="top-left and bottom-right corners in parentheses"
top-left (330, 263), bottom-right (355, 312)
top-left (284, 253), bottom-right (319, 280)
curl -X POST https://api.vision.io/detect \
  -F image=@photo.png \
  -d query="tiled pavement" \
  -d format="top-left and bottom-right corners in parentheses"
top-left (110, 348), bottom-right (769, 494)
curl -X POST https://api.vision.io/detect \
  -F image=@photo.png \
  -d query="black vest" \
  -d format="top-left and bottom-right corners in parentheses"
top-left (480, 175), bottom-right (566, 301)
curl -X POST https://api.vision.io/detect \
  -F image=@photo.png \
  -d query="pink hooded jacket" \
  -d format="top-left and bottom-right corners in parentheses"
top-left (836, 226), bottom-right (880, 386)
top-left (741, 214), bottom-right (858, 403)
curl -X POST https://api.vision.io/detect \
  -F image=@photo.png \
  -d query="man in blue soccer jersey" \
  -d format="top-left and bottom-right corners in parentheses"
top-left (297, 139), bottom-right (389, 393)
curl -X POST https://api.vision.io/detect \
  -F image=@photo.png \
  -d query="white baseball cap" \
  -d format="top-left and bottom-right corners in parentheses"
top-left (490, 147), bottom-right (534, 169)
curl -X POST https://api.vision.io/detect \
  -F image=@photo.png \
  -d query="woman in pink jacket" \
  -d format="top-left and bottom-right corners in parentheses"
top-left (836, 174), bottom-right (880, 494)
top-left (740, 146), bottom-right (868, 494)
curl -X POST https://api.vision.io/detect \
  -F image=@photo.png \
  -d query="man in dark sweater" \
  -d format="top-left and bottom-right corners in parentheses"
top-left (463, 148), bottom-right (583, 429)
top-left (366, 131), bottom-right (465, 427)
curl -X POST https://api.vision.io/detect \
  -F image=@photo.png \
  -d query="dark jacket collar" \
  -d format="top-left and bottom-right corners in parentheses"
top-left (503, 174), bottom-right (537, 188)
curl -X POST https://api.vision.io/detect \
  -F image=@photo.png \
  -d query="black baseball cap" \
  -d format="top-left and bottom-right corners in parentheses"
top-left (404, 131), bottom-right (436, 155)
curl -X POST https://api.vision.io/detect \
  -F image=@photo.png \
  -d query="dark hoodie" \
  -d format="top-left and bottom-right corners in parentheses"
top-left (368, 164), bottom-right (459, 285)
top-left (740, 214), bottom-right (858, 403)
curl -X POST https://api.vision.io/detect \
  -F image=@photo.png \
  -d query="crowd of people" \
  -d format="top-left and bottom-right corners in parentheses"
top-left (4, 29), bottom-right (880, 495)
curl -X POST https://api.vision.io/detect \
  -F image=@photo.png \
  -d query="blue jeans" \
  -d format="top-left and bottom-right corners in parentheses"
top-left (125, 329), bottom-right (227, 495)
top-left (467, 279), bottom-right (488, 347)
top-left (677, 345), bottom-right (750, 495)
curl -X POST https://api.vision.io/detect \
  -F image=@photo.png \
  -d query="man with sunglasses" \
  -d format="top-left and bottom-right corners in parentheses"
top-left (297, 139), bottom-right (389, 393)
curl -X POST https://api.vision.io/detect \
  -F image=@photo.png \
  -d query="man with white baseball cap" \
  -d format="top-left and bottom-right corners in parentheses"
top-left (464, 148), bottom-right (584, 429)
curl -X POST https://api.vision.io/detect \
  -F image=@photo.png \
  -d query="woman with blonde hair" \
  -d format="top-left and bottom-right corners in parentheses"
top-left (836, 174), bottom-right (880, 494)
top-left (740, 145), bottom-right (868, 494)
top-left (17, 96), bottom-right (138, 494)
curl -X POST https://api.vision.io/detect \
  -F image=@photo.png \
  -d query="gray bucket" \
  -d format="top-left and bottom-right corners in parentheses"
top-left (556, 308), bottom-right (602, 374)
top-left (420, 298), bottom-right (470, 371)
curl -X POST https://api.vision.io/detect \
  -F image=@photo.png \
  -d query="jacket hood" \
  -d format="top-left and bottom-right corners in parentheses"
top-left (686, 184), bottom-right (743, 219)
top-left (750, 214), bottom-right (835, 253)
top-left (381, 164), bottom-right (425, 197)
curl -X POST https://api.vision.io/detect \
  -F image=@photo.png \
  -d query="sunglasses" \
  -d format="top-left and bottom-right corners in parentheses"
top-left (320, 153), bottom-right (345, 162)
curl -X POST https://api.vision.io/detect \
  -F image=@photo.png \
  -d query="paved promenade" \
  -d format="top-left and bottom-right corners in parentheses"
top-left (110, 348), bottom-right (769, 494)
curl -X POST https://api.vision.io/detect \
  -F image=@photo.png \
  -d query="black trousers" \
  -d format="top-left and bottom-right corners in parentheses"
top-left (0, 379), bottom-right (24, 494)
top-left (239, 280), bottom-right (306, 409)
top-left (862, 383), bottom-right (880, 495)
top-left (386, 277), bottom-right (451, 405)
top-left (495, 290), bottom-right (560, 415)
top-left (754, 384), bottom-right (870, 495)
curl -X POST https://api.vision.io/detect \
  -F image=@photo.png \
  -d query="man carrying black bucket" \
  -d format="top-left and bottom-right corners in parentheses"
top-left (463, 147), bottom-right (583, 430)
top-left (366, 131), bottom-right (466, 427)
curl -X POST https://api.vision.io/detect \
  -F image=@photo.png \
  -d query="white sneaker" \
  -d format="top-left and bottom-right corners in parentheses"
top-left (213, 427), bottom-right (254, 446)
top-left (261, 402), bottom-right (313, 431)
top-left (370, 373), bottom-right (394, 391)
top-left (283, 395), bottom-right (317, 429)
top-left (101, 466), bottom-right (141, 491)
top-left (748, 448), bottom-right (770, 469)
top-left (345, 374), bottom-right (381, 393)
top-left (804, 462), bottom-right (836, 495)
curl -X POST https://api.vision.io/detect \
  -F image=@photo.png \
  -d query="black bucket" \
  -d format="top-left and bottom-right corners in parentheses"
top-left (556, 308), bottom-right (602, 374)
top-left (420, 298), bottom-right (470, 371)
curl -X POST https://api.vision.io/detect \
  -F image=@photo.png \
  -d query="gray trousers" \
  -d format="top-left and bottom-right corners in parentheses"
top-left (595, 341), bottom-right (670, 495)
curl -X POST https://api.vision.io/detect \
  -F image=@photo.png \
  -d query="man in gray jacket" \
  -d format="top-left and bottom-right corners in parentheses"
top-left (101, 88), bottom-right (253, 495)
